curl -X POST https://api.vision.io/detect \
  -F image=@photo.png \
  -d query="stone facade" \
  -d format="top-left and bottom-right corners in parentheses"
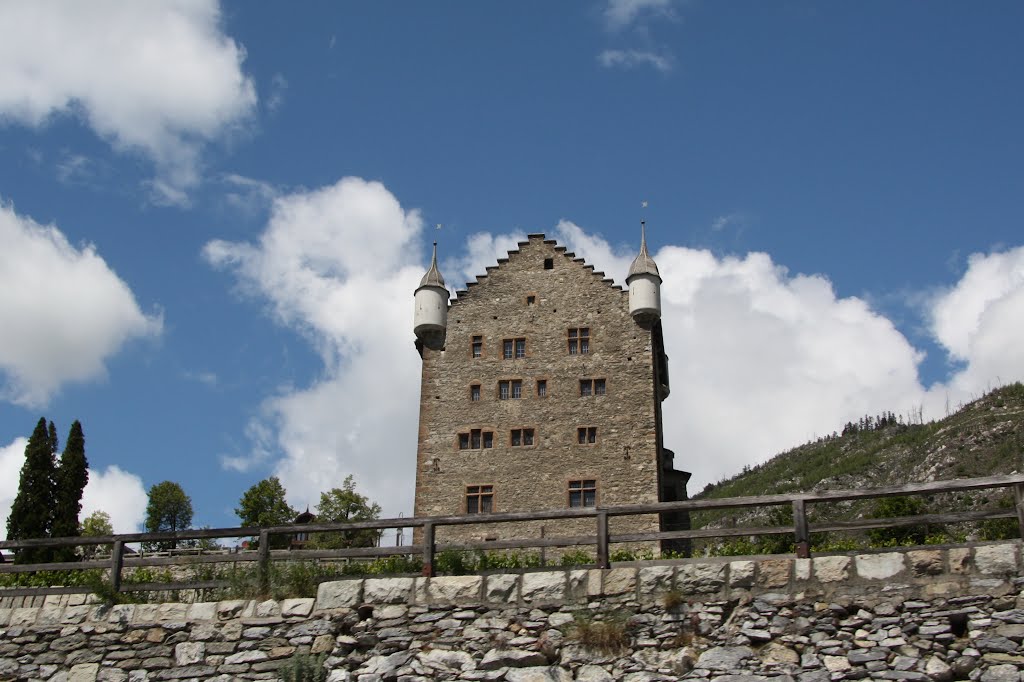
top-left (3, 542), bottom-right (1024, 680)
top-left (413, 234), bottom-right (684, 548)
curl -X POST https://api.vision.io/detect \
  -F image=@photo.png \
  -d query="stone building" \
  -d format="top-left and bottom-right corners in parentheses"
top-left (412, 230), bottom-right (689, 552)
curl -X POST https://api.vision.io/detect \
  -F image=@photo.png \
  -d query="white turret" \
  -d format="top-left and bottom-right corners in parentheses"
top-left (626, 221), bottom-right (662, 321)
top-left (414, 241), bottom-right (449, 339)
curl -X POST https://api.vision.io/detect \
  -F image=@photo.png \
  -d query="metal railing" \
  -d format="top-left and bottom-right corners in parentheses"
top-left (1, 473), bottom-right (1022, 599)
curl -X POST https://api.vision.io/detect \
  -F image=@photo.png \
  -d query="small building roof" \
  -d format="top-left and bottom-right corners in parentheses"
top-left (627, 222), bottom-right (661, 279)
top-left (418, 241), bottom-right (447, 289)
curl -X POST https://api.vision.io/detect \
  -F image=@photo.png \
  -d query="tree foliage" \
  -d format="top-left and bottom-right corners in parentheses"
top-left (235, 476), bottom-right (296, 548)
top-left (6, 418), bottom-right (58, 563)
top-left (80, 510), bottom-right (113, 558)
top-left (144, 481), bottom-right (193, 550)
top-left (52, 420), bottom-right (89, 561)
top-left (310, 475), bottom-right (382, 549)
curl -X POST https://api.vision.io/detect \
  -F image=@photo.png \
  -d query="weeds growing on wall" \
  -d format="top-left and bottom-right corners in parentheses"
top-left (569, 610), bottom-right (633, 653)
top-left (279, 651), bottom-right (327, 682)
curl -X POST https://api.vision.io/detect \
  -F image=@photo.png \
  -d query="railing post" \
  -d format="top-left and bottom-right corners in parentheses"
top-left (257, 530), bottom-right (270, 596)
top-left (792, 500), bottom-right (810, 559)
top-left (109, 540), bottom-right (124, 596)
top-left (422, 523), bottom-right (435, 577)
top-left (1014, 484), bottom-right (1024, 540)
top-left (596, 511), bottom-right (610, 569)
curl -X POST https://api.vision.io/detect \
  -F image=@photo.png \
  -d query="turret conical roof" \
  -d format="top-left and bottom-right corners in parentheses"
top-left (418, 241), bottom-right (447, 289)
top-left (627, 222), bottom-right (661, 279)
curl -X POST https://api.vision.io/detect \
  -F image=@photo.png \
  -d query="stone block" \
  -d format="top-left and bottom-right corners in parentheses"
top-left (363, 577), bottom-right (414, 604)
top-left (793, 558), bottom-right (811, 582)
top-left (10, 607), bottom-right (37, 626)
top-left (949, 547), bottom-right (971, 574)
top-left (813, 556), bottom-right (850, 583)
top-left (0, 608), bottom-right (10, 626)
top-left (485, 573), bottom-right (519, 602)
top-left (567, 569), bottom-right (588, 601)
top-left (254, 599), bottom-right (280, 618)
top-left (156, 603), bottom-right (189, 621)
top-left (600, 568), bottom-right (637, 596)
top-left (108, 604), bottom-right (135, 625)
top-left (907, 549), bottom-right (943, 576)
top-left (175, 642), bottom-right (205, 666)
top-left (678, 562), bottom-right (725, 594)
top-left (855, 553), bottom-right (905, 580)
top-left (132, 604), bottom-right (160, 623)
top-left (758, 560), bottom-right (792, 588)
top-left (281, 598), bottom-right (314, 618)
top-left (637, 566), bottom-right (673, 597)
top-left (976, 544), bottom-right (1018, 576)
top-left (521, 571), bottom-right (566, 603)
top-left (427, 575), bottom-right (483, 603)
top-left (68, 663), bottom-right (100, 682)
top-left (316, 579), bottom-right (363, 609)
top-left (186, 602), bottom-right (217, 621)
top-left (216, 600), bottom-right (247, 620)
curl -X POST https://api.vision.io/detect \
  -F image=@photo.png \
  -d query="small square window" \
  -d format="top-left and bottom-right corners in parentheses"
top-left (577, 427), bottom-right (597, 444)
top-left (510, 428), bottom-right (535, 447)
top-left (526, 295), bottom-right (536, 306)
top-left (537, 380), bottom-right (547, 398)
top-left (568, 328), bottom-right (590, 355)
top-left (472, 335), bottom-right (483, 358)
top-left (470, 384), bottom-right (481, 401)
top-left (460, 429), bottom-right (494, 450)
top-left (569, 480), bottom-right (597, 508)
top-left (467, 485), bottom-right (494, 514)
top-left (544, 258), bottom-right (554, 270)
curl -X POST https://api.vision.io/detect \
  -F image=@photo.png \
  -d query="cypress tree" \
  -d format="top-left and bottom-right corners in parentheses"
top-left (6, 418), bottom-right (58, 564)
top-left (52, 420), bottom-right (89, 562)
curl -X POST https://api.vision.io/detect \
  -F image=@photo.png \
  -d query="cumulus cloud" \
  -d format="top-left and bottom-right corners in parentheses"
top-left (925, 246), bottom-right (1024, 406)
top-left (204, 178), bottom-right (426, 515)
top-left (598, 49), bottom-right (673, 73)
top-left (0, 202), bottom-right (162, 407)
top-left (81, 465), bottom-right (148, 535)
top-left (0, 438), bottom-right (147, 540)
top-left (0, 0), bottom-right (256, 204)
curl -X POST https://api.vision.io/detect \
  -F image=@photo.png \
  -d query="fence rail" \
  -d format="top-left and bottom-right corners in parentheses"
top-left (2, 473), bottom-right (1023, 599)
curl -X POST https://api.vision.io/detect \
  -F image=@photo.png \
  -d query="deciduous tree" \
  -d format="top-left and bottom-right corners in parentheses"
top-left (80, 510), bottom-right (113, 558)
top-left (144, 481), bottom-right (193, 551)
top-left (311, 475), bottom-right (382, 549)
top-left (235, 476), bottom-right (296, 548)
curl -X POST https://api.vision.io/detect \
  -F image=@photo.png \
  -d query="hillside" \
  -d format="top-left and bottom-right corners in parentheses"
top-left (692, 382), bottom-right (1024, 536)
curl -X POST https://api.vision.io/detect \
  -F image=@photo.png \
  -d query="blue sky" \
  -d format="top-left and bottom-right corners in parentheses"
top-left (1, 1), bottom-right (1023, 536)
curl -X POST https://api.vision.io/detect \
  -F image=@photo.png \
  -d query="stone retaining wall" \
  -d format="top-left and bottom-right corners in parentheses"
top-left (2, 542), bottom-right (1023, 681)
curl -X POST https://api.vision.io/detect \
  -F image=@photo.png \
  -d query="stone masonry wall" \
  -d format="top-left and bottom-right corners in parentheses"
top-left (2, 542), bottom-right (1024, 681)
top-left (415, 235), bottom-right (665, 546)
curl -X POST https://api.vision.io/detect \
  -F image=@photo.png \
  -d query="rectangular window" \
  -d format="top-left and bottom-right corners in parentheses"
top-left (503, 339), bottom-right (513, 359)
top-left (568, 328), bottom-right (590, 355)
top-left (510, 428), bottom-right (535, 447)
top-left (499, 380), bottom-right (522, 400)
top-left (460, 430), bottom-right (494, 450)
top-left (579, 379), bottom-right (606, 396)
top-left (577, 427), bottom-right (597, 444)
top-left (503, 337), bottom-right (526, 359)
top-left (544, 258), bottom-right (554, 270)
top-left (472, 335), bottom-right (482, 358)
top-left (569, 480), bottom-right (597, 508)
top-left (515, 338), bottom-right (526, 359)
top-left (470, 384), bottom-right (481, 401)
top-left (595, 378), bottom-right (606, 395)
top-left (526, 295), bottom-right (536, 306)
top-left (466, 485), bottom-right (494, 514)
top-left (537, 380), bottom-right (547, 398)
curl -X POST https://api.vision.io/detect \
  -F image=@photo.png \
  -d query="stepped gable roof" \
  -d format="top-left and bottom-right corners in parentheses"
top-left (452, 233), bottom-right (624, 301)
top-left (418, 241), bottom-right (447, 289)
top-left (627, 222), bottom-right (660, 280)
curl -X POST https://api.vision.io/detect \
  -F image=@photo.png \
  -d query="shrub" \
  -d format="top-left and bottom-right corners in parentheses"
top-left (570, 611), bottom-right (632, 653)
top-left (559, 549), bottom-right (594, 566)
top-left (279, 651), bottom-right (327, 682)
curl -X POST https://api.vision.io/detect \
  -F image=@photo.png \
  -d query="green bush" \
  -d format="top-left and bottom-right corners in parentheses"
top-left (279, 651), bottom-right (327, 682)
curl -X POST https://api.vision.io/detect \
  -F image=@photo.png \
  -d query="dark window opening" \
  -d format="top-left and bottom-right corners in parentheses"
top-left (577, 427), bottom-right (597, 444)
top-left (569, 480), bottom-right (597, 508)
top-left (537, 380), bottom-right (547, 398)
top-left (459, 429), bottom-right (494, 450)
top-left (472, 335), bottom-right (483, 358)
top-left (470, 384), bottom-right (481, 401)
top-left (511, 428), bottom-right (535, 447)
top-left (568, 328), bottom-right (590, 355)
top-left (544, 258), bottom-right (554, 270)
top-left (467, 485), bottom-right (494, 514)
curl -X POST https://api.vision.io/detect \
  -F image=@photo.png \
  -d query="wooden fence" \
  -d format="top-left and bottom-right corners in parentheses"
top-left (1, 473), bottom-right (1023, 599)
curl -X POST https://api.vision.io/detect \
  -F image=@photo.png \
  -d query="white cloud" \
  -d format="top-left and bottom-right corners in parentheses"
top-left (926, 247), bottom-right (1024, 405)
top-left (0, 202), bottom-right (163, 407)
top-left (204, 177), bottom-right (426, 515)
top-left (0, 437), bottom-right (27, 541)
top-left (0, 438), bottom-right (146, 539)
top-left (81, 465), bottom-right (148, 535)
top-left (598, 49), bottom-right (673, 73)
top-left (0, 0), bottom-right (257, 204)
top-left (604, 0), bottom-right (675, 30)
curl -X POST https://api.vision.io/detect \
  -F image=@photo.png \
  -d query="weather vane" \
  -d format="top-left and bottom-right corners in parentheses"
top-left (436, 223), bottom-right (442, 231)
